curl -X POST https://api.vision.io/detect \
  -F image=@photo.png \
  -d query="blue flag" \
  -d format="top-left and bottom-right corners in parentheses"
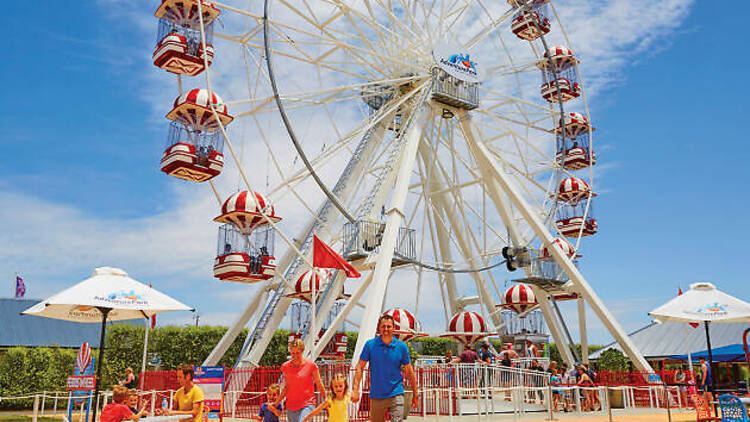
top-left (15, 275), bottom-right (26, 298)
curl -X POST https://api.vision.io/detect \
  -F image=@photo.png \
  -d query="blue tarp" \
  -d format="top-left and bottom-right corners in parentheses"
top-left (670, 343), bottom-right (748, 362)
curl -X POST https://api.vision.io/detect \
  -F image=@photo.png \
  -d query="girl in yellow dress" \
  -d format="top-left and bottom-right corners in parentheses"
top-left (301, 373), bottom-right (359, 422)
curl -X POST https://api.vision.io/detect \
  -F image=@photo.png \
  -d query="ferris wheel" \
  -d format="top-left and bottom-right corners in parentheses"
top-left (150, 0), bottom-right (653, 388)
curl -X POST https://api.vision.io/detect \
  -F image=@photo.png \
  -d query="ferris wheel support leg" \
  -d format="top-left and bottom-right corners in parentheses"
top-left (533, 287), bottom-right (575, 366)
top-left (459, 112), bottom-right (653, 373)
top-left (301, 122), bottom-right (390, 353)
top-left (426, 192), bottom-right (461, 315)
top-left (304, 270), bottom-right (347, 352)
top-left (579, 297), bottom-right (589, 364)
top-left (202, 284), bottom-right (270, 366)
top-left (417, 139), bottom-right (503, 330)
top-left (309, 272), bottom-right (374, 359)
top-left (350, 103), bottom-right (432, 369)
top-left (464, 134), bottom-right (574, 362)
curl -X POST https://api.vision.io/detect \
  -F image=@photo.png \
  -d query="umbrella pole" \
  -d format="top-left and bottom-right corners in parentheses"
top-left (91, 307), bottom-right (111, 422)
top-left (704, 321), bottom-right (716, 417)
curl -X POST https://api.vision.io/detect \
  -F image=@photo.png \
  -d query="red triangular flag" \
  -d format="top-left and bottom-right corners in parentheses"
top-left (678, 286), bottom-right (699, 328)
top-left (313, 235), bottom-right (361, 278)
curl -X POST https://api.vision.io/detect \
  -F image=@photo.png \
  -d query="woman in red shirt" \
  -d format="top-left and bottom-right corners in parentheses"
top-left (275, 339), bottom-right (326, 422)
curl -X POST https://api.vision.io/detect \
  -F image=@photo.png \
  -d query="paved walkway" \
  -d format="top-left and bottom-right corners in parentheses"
top-left (404, 408), bottom-right (697, 422)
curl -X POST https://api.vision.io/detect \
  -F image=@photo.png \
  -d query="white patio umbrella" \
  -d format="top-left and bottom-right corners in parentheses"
top-left (649, 282), bottom-right (750, 395)
top-left (22, 267), bottom-right (193, 422)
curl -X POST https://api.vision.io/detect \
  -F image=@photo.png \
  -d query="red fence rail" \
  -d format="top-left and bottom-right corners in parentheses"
top-left (139, 367), bottom-right (697, 419)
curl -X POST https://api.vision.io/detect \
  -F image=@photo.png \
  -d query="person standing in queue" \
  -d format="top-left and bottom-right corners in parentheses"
top-left (164, 365), bottom-right (204, 422)
top-left (351, 315), bottom-right (418, 422)
top-left (698, 357), bottom-right (713, 402)
top-left (275, 339), bottom-right (326, 422)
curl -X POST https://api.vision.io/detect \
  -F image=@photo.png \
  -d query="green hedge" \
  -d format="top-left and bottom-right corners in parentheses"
top-left (1, 324), bottom-right (606, 410)
top-left (0, 325), bottom-right (290, 409)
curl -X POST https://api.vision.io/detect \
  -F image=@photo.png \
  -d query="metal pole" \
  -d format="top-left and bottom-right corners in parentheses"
top-left (578, 298), bottom-right (589, 364)
top-left (33, 394), bottom-right (39, 422)
top-left (140, 318), bottom-right (149, 389)
top-left (684, 324), bottom-right (694, 373)
top-left (704, 321), bottom-right (717, 417)
top-left (91, 307), bottom-right (111, 422)
top-left (663, 384), bottom-right (672, 422)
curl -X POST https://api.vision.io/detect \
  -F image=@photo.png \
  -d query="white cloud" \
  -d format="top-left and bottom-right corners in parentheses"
top-left (3, 0), bottom-right (695, 350)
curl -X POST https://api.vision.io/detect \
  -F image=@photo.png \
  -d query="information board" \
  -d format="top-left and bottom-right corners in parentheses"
top-left (193, 366), bottom-right (225, 420)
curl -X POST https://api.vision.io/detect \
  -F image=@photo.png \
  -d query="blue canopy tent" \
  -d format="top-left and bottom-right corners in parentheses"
top-left (671, 344), bottom-right (747, 362)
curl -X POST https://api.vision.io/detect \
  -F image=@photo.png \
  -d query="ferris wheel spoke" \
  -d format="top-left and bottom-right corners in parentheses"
top-left (463, 1), bottom-right (516, 49)
top-left (432, 125), bottom-right (513, 248)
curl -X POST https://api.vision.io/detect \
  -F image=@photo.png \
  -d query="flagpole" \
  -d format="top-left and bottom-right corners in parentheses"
top-left (311, 269), bottom-right (316, 353)
top-left (140, 317), bottom-right (149, 389)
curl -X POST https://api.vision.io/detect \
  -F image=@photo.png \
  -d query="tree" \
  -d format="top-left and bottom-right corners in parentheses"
top-left (598, 349), bottom-right (629, 371)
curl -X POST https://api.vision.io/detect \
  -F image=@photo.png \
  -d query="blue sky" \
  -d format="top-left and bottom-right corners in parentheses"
top-left (1, 0), bottom-right (747, 347)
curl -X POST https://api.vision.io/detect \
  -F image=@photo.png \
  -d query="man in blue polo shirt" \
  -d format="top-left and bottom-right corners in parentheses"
top-left (351, 315), bottom-right (418, 422)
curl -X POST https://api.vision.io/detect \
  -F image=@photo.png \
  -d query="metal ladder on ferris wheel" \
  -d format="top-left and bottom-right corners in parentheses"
top-left (295, 100), bottom-right (421, 344)
top-left (221, 122), bottom-right (384, 414)
top-left (233, 122), bottom-right (383, 367)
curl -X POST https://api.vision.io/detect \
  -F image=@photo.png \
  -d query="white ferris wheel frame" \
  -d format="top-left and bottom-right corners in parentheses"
top-left (159, 0), bottom-right (652, 379)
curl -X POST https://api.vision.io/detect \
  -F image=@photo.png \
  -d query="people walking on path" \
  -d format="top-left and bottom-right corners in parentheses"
top-left (351, 315), bottom-right (418, 422)
top-left (275, 339), bottom-right (326, 422)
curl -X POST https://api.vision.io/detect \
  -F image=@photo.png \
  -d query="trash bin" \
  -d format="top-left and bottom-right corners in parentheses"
top-left (608, 388), bottom-right (624, 409)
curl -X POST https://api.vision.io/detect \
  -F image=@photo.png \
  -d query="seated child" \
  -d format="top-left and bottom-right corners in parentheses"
top-left (127, 389), bottom-right (140, 414)
top-left (101, 386), bottom-right (147, 422)
top-left (252, 384), bottom-right (282, 422)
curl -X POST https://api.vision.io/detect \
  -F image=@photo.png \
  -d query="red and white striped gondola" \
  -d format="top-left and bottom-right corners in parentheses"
top-left (541, 77), bottom-right (580, 103)
top-left (556, 216), bottom-right (598, 238)
top-left (440, 311), bottom-right (491, 345)
top-left (499, 284), bottom-right (538, 314)
top-left (556, 145), bottom-right (596, 171)
top-left (555, 112), bottom-right (594, 140)
top-left (153, 1), bottom-right (219, 76)
top-left (166, 89), bottom-right (233, 132)
top-left (510, 11), bottom-right (550, 41)
top-left (556, 177), bottom-right (593, 204)
top-left (540, 45), bottom-right (579, 70)
top-left (382, 308), bottom-right (427, 342)
top-left (160, 138), bottom-right (223, 182)
top-left (213, 253), bottom-right (275, 283)
top-left (155, 0), bottom-right (221, 27)
top-left (286, 268), bottom-right (350, 303)
top-left (540, 237), bottom-right (578, 261)
top-left (214, 191), bottom-right (281, 235)
top-left (286, 268), bottom-right (329, 302)
top-left (152, 32), bottom-right (214, 76)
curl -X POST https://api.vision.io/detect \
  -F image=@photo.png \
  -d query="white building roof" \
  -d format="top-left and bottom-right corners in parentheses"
top-left (588, 321), bottom-right (750, 360)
